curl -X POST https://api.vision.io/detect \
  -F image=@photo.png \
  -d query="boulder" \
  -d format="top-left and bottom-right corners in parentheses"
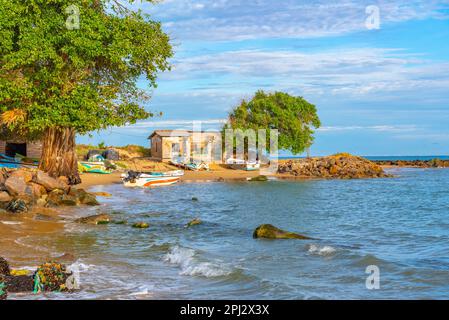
top-left (33, 171), bottom-right (65, 191)
top-left (46, 189), bottom-right (65, 206)
top-left (75, 213), bottom-right (110, 225)
top-left (27, 182), bottom-right (47, 198)
top-left (4, 176), bottom-right (27, 196)
top-left (5, 275), bottom-right (34, 293)
top-left (0, 191), bottom-right (12, 203)
top-left (253, 224), bottom-right (312, 240)
top-left (70, 188), bottom-right (99, 206)
top-left (132, 222), bottom-right (149, 229)
top-left (0, 257), bottom-right (10, 276)
top-left (6, 199), bottom-right (28, 213)
top-left (9, 169), bottom-right (34, 183)
top-left (60, 194), bottom-right (78, 206)
top-left (0, 274), bottom-right (6, 300)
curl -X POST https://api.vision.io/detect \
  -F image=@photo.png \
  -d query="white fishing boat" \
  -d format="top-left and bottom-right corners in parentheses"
top-left (121, 170), bottom-right (184, 187)
top-left (226, 158), bottom-right (260, 171)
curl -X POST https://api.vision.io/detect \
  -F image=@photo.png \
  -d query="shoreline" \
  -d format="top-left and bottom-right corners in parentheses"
top-left (0, 164), bottom-right (442, 274)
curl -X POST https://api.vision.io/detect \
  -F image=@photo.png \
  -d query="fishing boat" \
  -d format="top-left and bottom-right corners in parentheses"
top-left (226, 158), bottom-right (260, 171)
top-left (121, 170), bottom-right (184, 187)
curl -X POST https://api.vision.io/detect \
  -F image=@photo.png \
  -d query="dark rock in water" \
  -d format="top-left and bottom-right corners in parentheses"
top-left (6, 199), bottom-right (28, 213)
top-left (70, 188), bottom-right (99, 206)
top-left (132, 222), bottom-right (149, 229)
top-left (75, 214), bottom-right (110, 225)
top-left (248, 175), bottom-right (268, 182)
top-left (186, 218), bottom-right (202, 227)
top-left (0, 274), bottom-right (7, 300)
top-left (46, 189), bottom-right (65, 206)
top-left (191, 197), bottom-right (198, 201)
top-left (253, 224), bottom-right (312, 240)
top-left (0, 257), bottom-right (10, 276)
top-left (60, 194), bottom-right (78, 206)
top-left (112, 220), bottom-right (127, 225)
top-left (5, 275), bottom-right (34, 293)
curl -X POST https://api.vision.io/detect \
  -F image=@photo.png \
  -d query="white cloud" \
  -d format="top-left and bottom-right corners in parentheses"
top-left (160, 48), bottom-right (449, 99)
top-left (142, 0), bottom-right (449, 41)
top-left (318, 124), bottom-right (418, 132)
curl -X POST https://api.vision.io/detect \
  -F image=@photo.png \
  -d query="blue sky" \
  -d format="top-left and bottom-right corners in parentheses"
top-left (78, 0), bottom-right (449, 156)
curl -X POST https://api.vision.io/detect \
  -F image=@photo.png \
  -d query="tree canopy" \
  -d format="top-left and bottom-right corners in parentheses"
top-left (226, 91), bottom-right (321, 154)
top-left (0, 0), bottom-right (172, 138)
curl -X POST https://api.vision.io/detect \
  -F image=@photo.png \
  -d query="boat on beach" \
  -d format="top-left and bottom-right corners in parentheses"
top-left (121, 170), bottom-right (184, 187)
top-left (226, 158), bottom-right (260, 171)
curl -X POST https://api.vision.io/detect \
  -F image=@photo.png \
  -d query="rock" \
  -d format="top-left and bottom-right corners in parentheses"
top-left (112, 220), bottom-right (127, 225)
top-left (70, 188), bottom-right (99, 206)
top-left (0, 257), bottom-right (10, 276)
top-left (27, 182), bottom-right (47, 198)
top-left (191, 197), bottom-right (198, 201)
top-left (248, 175), bottom-right (268, 182)
top-left (6, 199), bottom-right (28, 213)
top-left (9, 169), bottom-right (34, 183)
top-left (91, 191), bottom-right (112, 197)
top-left (34, 262), bottom-right (71, 292)
top-left (46, 189), bottom-right (65, 206)
top-left (0, 191), bottom-right (12, 203)
top-left (132, 222), bottom-right (149, 229)
top-left (75, 214), bottom-right (110, 225)
top-left (216, 177), bottom-right (225, 182)
top-left (0, 274), bottom-right (7, 300)
top-left (36, 198), bottom-right (47, 207)
top-left (60, 194), bottom-right (78, 206)
top-left (33, 213), bottom-right (60, 221)
top-left (186, 218), bottom-right (202, 227)
top-left (57, 176), bottom-right (70, 191)
top-left (33, 171), bottom-right (65, 191)
top-left (4, 176), bottom-right (27, 196)
top-left (5, 275), bottom-right (34, 293)
top-left (253, 224), bottom-right (312, 240)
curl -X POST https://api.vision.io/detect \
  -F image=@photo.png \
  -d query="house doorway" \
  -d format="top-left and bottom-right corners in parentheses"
top-left (5, 143), bottom-right (27, 157)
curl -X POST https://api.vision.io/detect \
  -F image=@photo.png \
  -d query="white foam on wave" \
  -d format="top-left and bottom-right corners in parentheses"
top-left (307, 244), bottom-right (337, 256)
top-left (1, 221), bottom-right (22, 225)
top-left (163, 246), bottom-right (232, 278)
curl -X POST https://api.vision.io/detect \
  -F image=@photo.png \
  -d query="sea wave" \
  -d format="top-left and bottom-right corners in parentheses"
top-left (307, 244), bottom-right (337, 256)
top-left (163, 246), bottom-right (232, 278)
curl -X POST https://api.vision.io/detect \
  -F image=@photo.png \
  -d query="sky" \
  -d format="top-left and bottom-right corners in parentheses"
top-left (77, 0), bottom-right (449, 156)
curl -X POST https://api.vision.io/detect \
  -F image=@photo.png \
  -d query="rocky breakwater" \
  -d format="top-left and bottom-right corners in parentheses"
top-left (0, 168), bottom-right (99, 213)
top-left (374, 159), bottom-right (449, 168)
top-left (278, 153), bottom-right (391, 179)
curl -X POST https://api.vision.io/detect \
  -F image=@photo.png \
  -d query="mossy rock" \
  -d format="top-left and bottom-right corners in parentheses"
top-left (186, 218), bottom-right (202, 227)
top-left (253, 224), bottom-right (312, 240)
top-left (112, 220), bottom-right (127, 225)
top-left (191, 197), bottom-right (199, 201)
top-left (132, 222), bottom-right (149, 229)
top-left (248, 175), bottom-right (268, 182)
top-left (0, 274), bottom-right (7, 300)
top-left (75, 214), bottom-right (110, 225)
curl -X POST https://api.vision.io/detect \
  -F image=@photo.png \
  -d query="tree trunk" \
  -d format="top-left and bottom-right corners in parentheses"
top-left (38, 127), bottom-right (81, 185)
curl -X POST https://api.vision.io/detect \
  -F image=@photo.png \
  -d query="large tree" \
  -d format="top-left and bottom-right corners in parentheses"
top-left (0, 0), bottom-right (172, 184)
top-left (226, 90), bottom-right (321, 155)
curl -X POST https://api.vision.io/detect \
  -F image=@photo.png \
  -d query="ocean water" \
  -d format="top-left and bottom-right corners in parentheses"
top-left (11, 167), bottom-right (449, 299)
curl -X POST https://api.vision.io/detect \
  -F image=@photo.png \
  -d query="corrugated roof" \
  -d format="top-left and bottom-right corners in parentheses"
top-left (148, 130), bottom-right (192, 139)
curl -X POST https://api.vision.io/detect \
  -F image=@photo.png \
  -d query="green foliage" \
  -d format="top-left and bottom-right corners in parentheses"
top-left (97, 141), bottom-right (106, 149)
top-left (225, 91), bottom-right (321, 154)
top-left (0, 0), bottom-right (172, 137)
